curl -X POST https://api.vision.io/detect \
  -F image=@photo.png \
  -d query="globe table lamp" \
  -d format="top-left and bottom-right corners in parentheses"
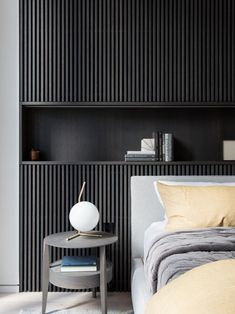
top-left (66, 182), bottom-right (101, 241)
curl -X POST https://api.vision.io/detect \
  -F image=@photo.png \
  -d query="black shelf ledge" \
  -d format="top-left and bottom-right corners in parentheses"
top-left (20, 161), bottom-right (235, 165)
top-left (20, 101), bottom-right (235, 108)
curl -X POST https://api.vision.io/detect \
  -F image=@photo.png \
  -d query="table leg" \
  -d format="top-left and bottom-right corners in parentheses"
top-left (100, 246), bottom-right (107, 314)
top-left (92, 288), bottom-right (97, 298)
top-left (42, 242), bottom-right (49, 314)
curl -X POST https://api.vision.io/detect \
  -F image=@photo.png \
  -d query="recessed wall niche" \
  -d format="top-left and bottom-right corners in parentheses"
top-left (22, 107), bottom-right (235, 162)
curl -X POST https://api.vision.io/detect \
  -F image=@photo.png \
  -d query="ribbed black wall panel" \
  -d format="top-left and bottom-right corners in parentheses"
top-left (20, 0), bottom-right (235, 104)
top-left (20, 162), bottom-right (235, 292)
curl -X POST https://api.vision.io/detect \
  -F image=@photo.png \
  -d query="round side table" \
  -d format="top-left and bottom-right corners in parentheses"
top-left (42, 231), bottom-right (118, 314)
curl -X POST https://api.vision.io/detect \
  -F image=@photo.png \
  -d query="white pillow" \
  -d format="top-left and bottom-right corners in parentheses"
top-left (154, 180), bottom-right (235, 208)
top-left (144, 220), bottom-right (167, 258)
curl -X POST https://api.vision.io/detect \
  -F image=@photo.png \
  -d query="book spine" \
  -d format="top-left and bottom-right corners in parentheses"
top-left (125, 154), bottom-right (156, 158)
top-left (162, 133), bottom-right (166, 161)
top-left (127, 150), bottom-right (155, 155)
top-left (164, 133), bottom-right (173, 161)
top-left (61, 266), bottom-right (97, 272)
top-left (171, 135), bottom-right (174, 161)
top-left (164, 133), bottom-right (167, 161)
top-left (125, 157), bottom-right (156, 161)
top-left (159, 132), bottom-right (163, 161)
top-left (62, 256), bottom-right (97, 267)
top-left (152, 131), bottom-right (159, 161)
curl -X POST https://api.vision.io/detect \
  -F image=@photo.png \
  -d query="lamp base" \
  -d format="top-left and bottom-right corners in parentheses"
top-left (66, 230), bottom-right (102, 241)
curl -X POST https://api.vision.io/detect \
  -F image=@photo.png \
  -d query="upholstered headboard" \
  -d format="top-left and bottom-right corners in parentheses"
top-left (131, 175), bottom-right (235, 259)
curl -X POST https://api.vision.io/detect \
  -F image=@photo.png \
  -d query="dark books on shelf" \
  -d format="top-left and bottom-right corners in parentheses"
top-left (124, 132), bottom-right (174, 162)
top-left (152, 131), bottom-right (174, 161)
top-left (61, 256), bottom-right (97, 272)
top-left (124, 151), bottom-right (156, 162)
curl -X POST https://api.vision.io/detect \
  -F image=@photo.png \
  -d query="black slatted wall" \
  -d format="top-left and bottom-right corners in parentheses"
top-left (20, 0), bottom-right (235, 104)
top-left (20, 162), bottom-right (235, 291)
top-left (19, 0), bottom-right (235, 292)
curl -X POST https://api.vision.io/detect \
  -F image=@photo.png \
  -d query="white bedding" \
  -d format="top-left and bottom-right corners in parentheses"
top-left (132, 221), bottom-right (166, 313)
top-left (144, 221), bottom-right (166, 258)
top-left (131, 258), bottom-right (151, 314)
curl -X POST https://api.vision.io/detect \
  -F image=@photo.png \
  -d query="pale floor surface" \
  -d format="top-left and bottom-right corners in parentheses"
top-left (0, 292), bottom-right (133, 314)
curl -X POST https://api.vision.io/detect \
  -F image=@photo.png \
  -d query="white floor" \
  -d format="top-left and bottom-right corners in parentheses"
top-left (0, 292), bottom-right (133, 314)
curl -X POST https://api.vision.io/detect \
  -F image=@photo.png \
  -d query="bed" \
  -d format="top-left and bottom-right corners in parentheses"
top-left (130, 175), bottom-right (235, 314)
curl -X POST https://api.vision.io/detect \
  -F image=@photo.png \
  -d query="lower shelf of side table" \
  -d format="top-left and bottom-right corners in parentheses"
top-left (49, 259), bottom-right (113, 289)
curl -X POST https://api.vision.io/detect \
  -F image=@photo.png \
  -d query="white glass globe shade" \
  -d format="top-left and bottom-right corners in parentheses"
top-left (69, 201), bottom-right (99, 232)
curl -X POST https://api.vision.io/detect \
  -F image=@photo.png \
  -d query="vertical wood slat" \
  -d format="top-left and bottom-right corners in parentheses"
top-left (20, 162), bottom-right (235, 292)
top-left (20, 0), bottom-right (235, 104)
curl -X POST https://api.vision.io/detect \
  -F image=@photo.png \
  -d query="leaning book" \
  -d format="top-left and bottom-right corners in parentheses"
top-left (61, 256), bottom-right (97, 272)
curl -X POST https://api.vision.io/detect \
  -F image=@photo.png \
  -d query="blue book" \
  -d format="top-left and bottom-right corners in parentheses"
top-left (61, 256), bottom-right (97, 272)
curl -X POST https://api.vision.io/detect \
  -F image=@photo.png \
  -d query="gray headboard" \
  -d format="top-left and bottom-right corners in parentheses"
top-left (131, 175), bottom-right (235, 259)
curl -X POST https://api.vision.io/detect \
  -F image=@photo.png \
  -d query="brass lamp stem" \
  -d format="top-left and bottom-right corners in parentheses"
top-left (78, 182), bottom-right (86, 203)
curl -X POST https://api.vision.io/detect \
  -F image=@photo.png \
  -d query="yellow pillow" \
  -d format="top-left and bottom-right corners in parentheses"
top-left (156, 182), bottom-right (235, 231)
top-left (145, 259), bottom-right (235, 314)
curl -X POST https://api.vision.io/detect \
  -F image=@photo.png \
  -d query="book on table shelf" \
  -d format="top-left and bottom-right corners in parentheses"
top-left (61, 256), bottom-right (97, 272)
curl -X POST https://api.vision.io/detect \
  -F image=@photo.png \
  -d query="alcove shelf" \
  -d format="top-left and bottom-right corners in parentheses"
top-left (20, 161), bottom-right (235, 165)
top-left (21, 106), bottom-right (235, 163)
top-left (21, 102), bottom-right (235, 108)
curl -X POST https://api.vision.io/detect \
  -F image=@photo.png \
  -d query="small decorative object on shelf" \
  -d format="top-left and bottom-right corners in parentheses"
top-left (30, 148), bottom-right (40, 161)
top-left (223, 141), bottom-right (235, 160)
top-left (141, 138), bottom-right (155, 152)
top-left (67, 182), bottom-right (100, 241)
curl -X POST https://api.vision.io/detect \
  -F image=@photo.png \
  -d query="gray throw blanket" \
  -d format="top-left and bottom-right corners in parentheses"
top-left (144, 227), bottom-right (235, 294)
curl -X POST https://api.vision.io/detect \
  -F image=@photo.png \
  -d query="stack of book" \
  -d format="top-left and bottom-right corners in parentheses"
top-left (152, 131), bottom-right (174, 161)
top-left (125, 151), bottom-right (156, 162)
top-left (61, 256), bottom-right (97, 272)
